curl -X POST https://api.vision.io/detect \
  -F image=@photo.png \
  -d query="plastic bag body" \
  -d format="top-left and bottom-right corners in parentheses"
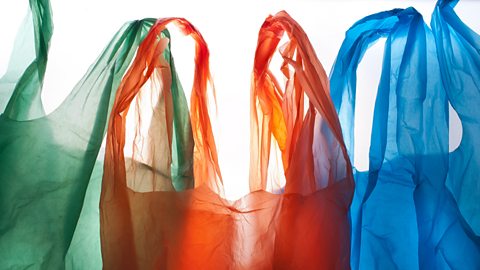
top-left (100, 12), bottom-right (354, 270)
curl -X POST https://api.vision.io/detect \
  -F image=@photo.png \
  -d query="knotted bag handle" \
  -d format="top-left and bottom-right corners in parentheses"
top-left (250, 11), bottom-right (352, 193)
top-left (102, 17), bottom-right (222, 201)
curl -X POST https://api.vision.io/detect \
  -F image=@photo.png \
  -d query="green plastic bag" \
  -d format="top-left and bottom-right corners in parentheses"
top-left (0, 0), bottom-right (159, 268)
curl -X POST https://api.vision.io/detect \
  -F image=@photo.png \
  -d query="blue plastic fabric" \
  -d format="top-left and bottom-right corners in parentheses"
top-left (432, 0), bottom-right (480, 239)
top-left (330, 4), bottom-right (480, 270)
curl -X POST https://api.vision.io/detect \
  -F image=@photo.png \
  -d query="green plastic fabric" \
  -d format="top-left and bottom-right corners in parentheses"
top-left (0, 0), bottom-right (159, 268)
top-left (0, 0), bottom-right (52, 120)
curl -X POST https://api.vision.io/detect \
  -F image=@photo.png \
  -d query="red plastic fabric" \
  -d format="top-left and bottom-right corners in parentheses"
top-left (100, 12), bottom-right (353, 270)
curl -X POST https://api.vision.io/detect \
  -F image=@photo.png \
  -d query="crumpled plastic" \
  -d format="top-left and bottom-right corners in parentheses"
top-left (330, 1), bottom-right (480, 269)
top-left (3, 0), bottom-right (478, 269)
top-left (99, 11), bottom-right (354, 270)
top-left (0, 0), bottom-right (156, 268)
top-left (432, 0), bottom-right (480, 239)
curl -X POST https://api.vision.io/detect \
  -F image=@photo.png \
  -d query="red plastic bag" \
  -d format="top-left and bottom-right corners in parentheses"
top-left (100, 12), bottom-right (353, 270)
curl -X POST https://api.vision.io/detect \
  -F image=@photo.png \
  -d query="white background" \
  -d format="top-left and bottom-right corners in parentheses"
top-left (1, 0), bottom-right (478, 200)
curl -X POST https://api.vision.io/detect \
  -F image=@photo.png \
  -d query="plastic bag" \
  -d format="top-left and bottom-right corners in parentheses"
top-left (433, 0), bottom-right (480, 237)
top-left (0, 0), bottom-right (156, 268)
top-left (330, 4), bottom-right (480, 270)
top-left (431, 0), bottom-right (480, 266)
top-left (100, 11), bottom-right (353, 269)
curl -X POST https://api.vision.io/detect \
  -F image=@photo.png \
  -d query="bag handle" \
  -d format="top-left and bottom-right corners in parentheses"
top-left (330, 8), bottom-right (428, 186)
top-left (102, 17), bottom-right (222, 200)
top-left (329, 8), bottom-right (429, 269)
top-left (432, 0), bottom-right (480, 238)
top-left (332, 9), bottom-right (401, 166)
top-left (250, 11), bottom-right (352, 193)
top-left (1, 0), bottom-right (52, 120)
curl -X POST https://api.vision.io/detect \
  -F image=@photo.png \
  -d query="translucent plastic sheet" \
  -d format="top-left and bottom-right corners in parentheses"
top-left (0, 0), bottom-right (155, 268)
top-left (3, 0), bottom-right (478, 269)
top-left (99, 12), bottom-right (353, 269)
top-left (0, 0), bottom-right (52, 121)
top-left (330, 3), bottom-right (480, 269)
top-left (432, 0), bottom-right (480, 238)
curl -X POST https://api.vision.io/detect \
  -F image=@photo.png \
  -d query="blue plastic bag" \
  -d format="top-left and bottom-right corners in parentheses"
top-left (433, 0), bottom-right (480, 238)
top-left (330, 3), bottom-right (480, 269)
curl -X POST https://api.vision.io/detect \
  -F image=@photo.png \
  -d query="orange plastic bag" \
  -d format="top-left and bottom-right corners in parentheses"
top-left (100, 12), bottom-right (353, 270)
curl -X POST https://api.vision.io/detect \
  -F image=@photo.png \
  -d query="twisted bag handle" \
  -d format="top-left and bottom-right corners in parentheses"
top-left (330, 9), bottom-right (425, 270)
top-left (100, 18), bottom-right (222, 269)
top-left (102, 17), bottom-right (222, 200)
top-left (432, 0), bottom-right (480, 256)
top-left (1, 0), bottom-right (52, 120)
top-left (250, 11), bottom-right (353, 194)
top-left (330, 8), bottom-right (429, 173)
